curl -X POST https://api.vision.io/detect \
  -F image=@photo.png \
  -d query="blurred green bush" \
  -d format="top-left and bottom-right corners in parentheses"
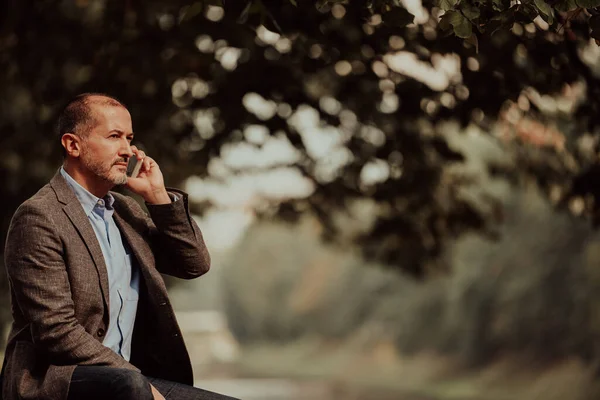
top-left (222, 182), bottom-right (600, 368)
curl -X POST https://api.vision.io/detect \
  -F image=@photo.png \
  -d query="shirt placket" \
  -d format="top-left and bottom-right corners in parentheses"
top-left (95, 200), bottom-right (126, 354)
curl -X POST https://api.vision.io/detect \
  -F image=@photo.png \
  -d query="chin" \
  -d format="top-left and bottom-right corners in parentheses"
top-left (106, 172), bottom-right (127, 186)
top-left (114, 175), bottom-right (128, 185)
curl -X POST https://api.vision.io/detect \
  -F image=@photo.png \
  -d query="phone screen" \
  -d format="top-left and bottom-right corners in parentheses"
top-left (127, 155), bottom-right (143, 178)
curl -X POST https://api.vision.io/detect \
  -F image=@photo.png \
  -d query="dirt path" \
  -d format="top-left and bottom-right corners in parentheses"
top-left (195, 378), bottom-right (439, 400)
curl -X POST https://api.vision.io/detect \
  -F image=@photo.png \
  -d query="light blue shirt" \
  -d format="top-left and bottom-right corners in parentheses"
top-left (60, 167), bottom-right (139, 361)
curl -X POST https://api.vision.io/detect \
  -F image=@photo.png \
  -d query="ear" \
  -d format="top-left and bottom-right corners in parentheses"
top-left (61, 133), bottom-right (82, 158)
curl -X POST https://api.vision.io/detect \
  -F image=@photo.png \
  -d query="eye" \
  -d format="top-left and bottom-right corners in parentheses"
top-left (109, 134), bottom-right (119, 139)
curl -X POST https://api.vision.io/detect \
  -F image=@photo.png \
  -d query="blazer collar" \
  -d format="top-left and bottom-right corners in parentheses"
top-left (50, 169), bottom-right (111, 313)
top-left (50, 169), bottom-right (79, 206)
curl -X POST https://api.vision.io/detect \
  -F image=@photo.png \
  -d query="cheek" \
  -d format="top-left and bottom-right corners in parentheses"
top-left (98, 146), bottom-right (117, 159)
top-left (85, 147), bottom-right (113, 165)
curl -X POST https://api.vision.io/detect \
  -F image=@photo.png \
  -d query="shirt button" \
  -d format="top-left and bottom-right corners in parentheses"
top-left (97, 328), bottom-right (105, 337)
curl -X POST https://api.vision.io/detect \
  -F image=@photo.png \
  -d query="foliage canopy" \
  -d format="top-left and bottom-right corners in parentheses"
top-left (1, 0), bottom-right (600, 278)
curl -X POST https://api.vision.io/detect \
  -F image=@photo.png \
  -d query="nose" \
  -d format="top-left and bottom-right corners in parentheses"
top-left (120, 139), bottom-right (134, 158)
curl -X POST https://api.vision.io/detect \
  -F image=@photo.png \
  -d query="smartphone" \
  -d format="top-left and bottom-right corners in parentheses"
top-left (127, 155), bottom-right (143, 178)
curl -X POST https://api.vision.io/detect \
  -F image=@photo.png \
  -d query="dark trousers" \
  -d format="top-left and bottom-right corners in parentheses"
top-left (67, 366), bottom-right (239, 400)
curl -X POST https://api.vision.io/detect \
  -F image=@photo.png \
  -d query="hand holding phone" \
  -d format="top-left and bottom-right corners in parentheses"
top-left (127, 155), bottom-right (143, 178)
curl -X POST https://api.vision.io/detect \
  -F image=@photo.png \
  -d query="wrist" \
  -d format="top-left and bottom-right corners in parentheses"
top-left (145, 188), bottom-right (171, 205)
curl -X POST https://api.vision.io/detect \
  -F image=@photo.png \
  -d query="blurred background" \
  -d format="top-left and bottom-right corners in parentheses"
top-left (3, 0), bottom-right (600, 398)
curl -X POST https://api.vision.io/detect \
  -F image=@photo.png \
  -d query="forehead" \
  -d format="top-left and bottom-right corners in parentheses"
top-left (88, 100), bottom-right (132, 132)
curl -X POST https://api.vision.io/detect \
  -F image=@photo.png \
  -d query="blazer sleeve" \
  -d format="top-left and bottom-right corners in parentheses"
top-left (4, 203), bottom-right (140, 371)
top-left (144, 189), bottom-right (211, 279)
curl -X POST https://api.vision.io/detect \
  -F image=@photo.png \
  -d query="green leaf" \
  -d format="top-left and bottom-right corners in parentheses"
top-left (466, 33), bottom-right (479, 52)
top-left (576, 0), bottom-right (600, 7)
top-left (382, 7), bottom-right (415, 27)
top-left (516, 4), bottom-right (540, 21)
top-left (439, 0), bottom-right (459, 11)
top-left (491, 0), bottom-right (506, 12)
top-left (483, 8), bottom-right (516, 35)
top-left (440, 10), bottom-right (473, 38)
top-left (316, 0), bottom-right (329, 11)
top-left (181, 2), bottom-right (203, 22)
top-left (237, 1), bottom-right (253, 23)
top-left (533, 0), bottom-right (553, 16)
top-left (460, 2), bottom-right (481, 21)
top-left (539, 11), bottom-right (554, 25)
top-left (453, 15), bottom-right (473, 37)
top-left (553, 0), bottom-right (578, 11)
top-left (439, 12), bottom-right (453, 30)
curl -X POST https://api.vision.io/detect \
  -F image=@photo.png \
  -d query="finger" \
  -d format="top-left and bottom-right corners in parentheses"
top-left (136, 150), bottom-right (146, 161)
top-left (144, 156), bottom-right (153, 172)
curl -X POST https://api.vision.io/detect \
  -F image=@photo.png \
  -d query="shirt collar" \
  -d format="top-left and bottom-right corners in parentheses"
top-left (60, 167), bottom-right (115, 216)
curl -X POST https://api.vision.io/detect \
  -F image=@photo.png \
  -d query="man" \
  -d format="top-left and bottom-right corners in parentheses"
top-left (0, 94), bottom-right (238, 400)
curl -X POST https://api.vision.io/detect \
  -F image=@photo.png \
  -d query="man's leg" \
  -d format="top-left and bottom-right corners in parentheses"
top-left (67, 366), bottom-right (153, 400)
top-left (148, 376), bottom-right (240, 400)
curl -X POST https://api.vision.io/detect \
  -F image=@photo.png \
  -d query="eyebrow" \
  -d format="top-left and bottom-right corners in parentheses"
top-left (109, 129), bottom-right (135, 137)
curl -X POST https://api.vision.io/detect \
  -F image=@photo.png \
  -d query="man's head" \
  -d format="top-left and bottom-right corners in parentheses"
top-left (58, 93), bottom-right (135, 192)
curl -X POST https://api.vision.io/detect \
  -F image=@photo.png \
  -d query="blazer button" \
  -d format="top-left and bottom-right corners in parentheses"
top-left (97, 328), bottom-right (105, 337)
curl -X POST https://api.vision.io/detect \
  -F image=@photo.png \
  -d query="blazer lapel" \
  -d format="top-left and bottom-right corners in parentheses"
top-left (50, 171), bottom-right (110, 312)
top-left (112, 209), bottom-right (169, 302)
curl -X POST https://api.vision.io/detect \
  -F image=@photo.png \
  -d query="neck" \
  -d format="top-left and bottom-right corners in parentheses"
top-left (63, 161), bottom-right (112, 198)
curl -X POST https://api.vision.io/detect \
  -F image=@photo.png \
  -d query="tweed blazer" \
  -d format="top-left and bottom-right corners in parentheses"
top-left (1, 170), bottom-right (211, 400)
